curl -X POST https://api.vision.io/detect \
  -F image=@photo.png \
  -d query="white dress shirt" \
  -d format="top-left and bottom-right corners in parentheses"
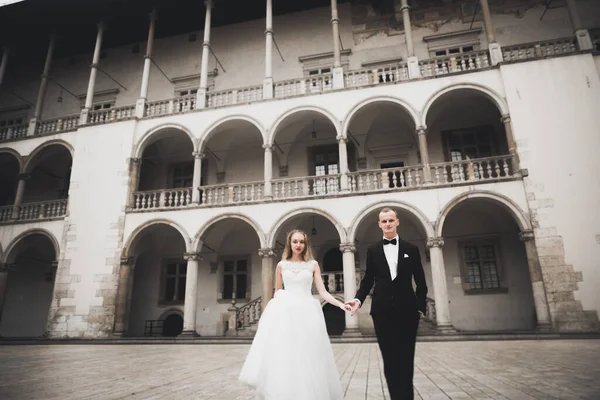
top-left (383, 235), bottom-right (399, 281)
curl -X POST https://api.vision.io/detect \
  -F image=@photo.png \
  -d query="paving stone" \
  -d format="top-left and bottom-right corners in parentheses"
top-left (0, 340), bottom-right (599, 399)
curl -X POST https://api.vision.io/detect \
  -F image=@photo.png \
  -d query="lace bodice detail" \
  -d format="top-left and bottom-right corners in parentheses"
top-left (279, 260), bottom-right (316, 296)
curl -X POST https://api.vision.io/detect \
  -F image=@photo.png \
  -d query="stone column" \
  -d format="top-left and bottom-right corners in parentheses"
top-left (426, 237), bottom-right (453, 332)
top-left (566, 0), bottom-right (593, 50)
top-left (11, 173), bottom-right (29, 219)
top-left (258, 248), bottom-right (276, 307)
top-left (181, 252), bottom-right (200, 336)
top-left (263, 0), bottom-right (274, 99)
top-left (263, 145), bottom-right (273, 199)
top-left (337, 136), bottom-right (349, 192)
top-left (136, 9), bottom-right (157, 118)
top-left (0, 263), bottom-right (8, 323)
top-left (192, 152), bottom-right (204, 204)
top-left (196, 0), bottom-right (213, 109)
top-left (0, 46), bottom-right (8, 93)
top-left (113, 257), bottom-right (136, 335)
top-left (479, 0), bottom-right (503, 66)
top-left (340, 244), bottom-right (360, 335)
top-left (417, 128), bottom-right (432, 183)
top-left (400, 0), bottom-right (420, 78)
top-left (519, 230), bottom-right (552, 331)
top-left (501, 115), bottom-right (520, 173)
top-left (330, 0), bottom-right (344, 89)
top-left (28, 33), bottom-right (56, 136)
top-left (127, 158), bottom-right (142, 209)
top-left (80, 23), bottom-right (105, 125)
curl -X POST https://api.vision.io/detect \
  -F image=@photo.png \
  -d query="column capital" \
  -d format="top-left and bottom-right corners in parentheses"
top-left (129, 157), bottom-right (141, 166)
top-left (192, 151), bottom-right (205, 159)
top-left (339, 243), bottom-right (356, 253)
top-left (17, 173), bottom-right (31, 181)
top-left (426, 237), bottom-right (444, 248)
top-left (184, 252), bottom-right (201, 261)
top-left (120, 256), bottom-right (136, 266)
top-left (258, 248), bottom-right (276, 258)
top-left (336, 135), bottom-right (347, 144)
top-left (501, 114), bottom-right (511, 124)
top-left (417, 126), bottom-right (427, 136)
top-left (519, 230), bottom-right (535, 242)
top-left (262, 144), bottom-right (273, 151)
top-left (264, 28), bottom-right (274, 35)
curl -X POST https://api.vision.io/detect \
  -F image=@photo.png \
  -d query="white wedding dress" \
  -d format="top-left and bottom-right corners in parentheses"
top-left (238, 260), bottom-right (344, 400)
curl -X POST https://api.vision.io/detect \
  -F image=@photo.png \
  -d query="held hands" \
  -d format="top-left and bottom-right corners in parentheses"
top-left (344, 300), bottom-right (360, 316)
top-left (339, 303), bottom-right (353, 312)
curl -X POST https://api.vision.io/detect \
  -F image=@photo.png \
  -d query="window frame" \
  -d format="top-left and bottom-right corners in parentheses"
top-left (457, 237), bottom-right (508, 295)
top-left (218, 255), bottom-right (251, 303)
top-left (158, 258), bottom-right (188, 305)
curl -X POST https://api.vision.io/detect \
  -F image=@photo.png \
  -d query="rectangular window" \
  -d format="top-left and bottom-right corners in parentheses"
top-left (459, 240), bottom-right (507, 294)
top-left (171, 162), bottom-right (194, 188)
top-left (161, 261), bottom-right (187, 304)
top-left (311, 145), bottom-right (340, 195)
top-left (221, 258), bottom-right (249, 300)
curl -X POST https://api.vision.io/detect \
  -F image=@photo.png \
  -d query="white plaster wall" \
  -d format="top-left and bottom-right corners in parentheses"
top-left (3, 2), bottom-right (599, 120)
top-left (500, 53), bottom-right (600, 316)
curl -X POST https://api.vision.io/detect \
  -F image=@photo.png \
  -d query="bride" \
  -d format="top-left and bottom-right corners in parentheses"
top-left (239, 229), bottom-right (351, 400)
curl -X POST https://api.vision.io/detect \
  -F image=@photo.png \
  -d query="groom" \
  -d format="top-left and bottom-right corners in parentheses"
top-left (346, 207), bottom-right (427, 400)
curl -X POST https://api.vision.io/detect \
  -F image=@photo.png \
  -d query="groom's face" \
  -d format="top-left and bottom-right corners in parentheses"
top-left (378, 210), bottom-right (399, 238)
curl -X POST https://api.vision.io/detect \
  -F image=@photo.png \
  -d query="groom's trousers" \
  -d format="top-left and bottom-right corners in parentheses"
top-left (372, 313), bottom-right (420, 400)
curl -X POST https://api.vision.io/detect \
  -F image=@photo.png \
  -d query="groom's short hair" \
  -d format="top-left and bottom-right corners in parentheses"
top-left (379, 207), bottom-right (399, 219)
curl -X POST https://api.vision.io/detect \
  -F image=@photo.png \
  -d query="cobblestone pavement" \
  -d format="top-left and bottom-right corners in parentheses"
top-left (0, 340), bottom-right (598, 399)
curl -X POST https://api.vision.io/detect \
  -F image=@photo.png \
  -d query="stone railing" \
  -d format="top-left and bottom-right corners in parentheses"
top-left (87, 105), bottom-right (136, 124)
top-left (0, 123), bottom-right (28, 142)
top-left (0, 36), bottom-right (585, 145)
top-left (200, 181), bottom-right (264, 206)
top-left (133, 188), bottom-right (193, 210)
top-left (420, 50), bottom-right (491, 77)
top-left (425, 297), bottom-right (436, 325)
top-left (274, 74), bottom-right (333, 98)
top-left (502, 37), bottom-right (577, 62)
top-left (272, 174), bottom-right (341, 200)
top-left (0, 205), bottom-right (13, 222)
top-left (312, 272), bottom-right (344, 295)
top-left (145, 94), bottom-right (197, 117)
top-left (348, 165), bottom-right (425, 193)
top-left (126, 156), bottom-right (516, 213)
top-left (12, 199), bottom-right (68, 221)
top-left (344, 62), bottom-right (409, 88)
top-left (429, 155), bottom-right (513, 184)
top-left (36, 114), bottom-right (80, 135)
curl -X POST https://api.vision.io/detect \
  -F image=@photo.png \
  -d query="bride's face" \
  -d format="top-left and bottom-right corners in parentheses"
top-left (290, 232), bottom-right (306, 255)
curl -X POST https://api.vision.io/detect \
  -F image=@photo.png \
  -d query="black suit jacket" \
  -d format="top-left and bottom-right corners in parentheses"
top-left (355, 238), bottom-right (428, 317)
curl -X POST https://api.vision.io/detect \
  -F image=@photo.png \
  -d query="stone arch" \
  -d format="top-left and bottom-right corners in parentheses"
top-left (268, 208), bottom-right (347, 248)
top-left (23, 139), bottom-right (74, 172)
top-left (193, 213), bottom-right (267, 250)
top-left (198, 115), bottom-right (266, 153)
top-left (0, 147), bottom-right (24, 172)
top-left (134, 123), bottom-right (197, 159)
top-left (2, 229), bottom-right (60, 264)
top-left (421, 83), bottom-right (509, 129)
top-left (268, 106), bottom-right (341, 146)
top-left (158, 307), bottom-right (183, 320)
top-left (348, 200), bottom-right (434, 242)
top-left (122, 219), bottom-right (191, 257)
top-left (341, 96), bottom-right (420, 137)
top-left (435, 190), bottom-right (531, 237)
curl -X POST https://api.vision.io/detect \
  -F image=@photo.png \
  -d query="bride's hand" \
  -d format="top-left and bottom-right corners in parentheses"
top-left (339, 303), bottom-right (352, 312)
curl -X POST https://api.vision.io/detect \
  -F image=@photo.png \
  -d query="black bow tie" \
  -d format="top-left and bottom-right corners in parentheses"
top-left (383, 238), bottom-right (397, 245)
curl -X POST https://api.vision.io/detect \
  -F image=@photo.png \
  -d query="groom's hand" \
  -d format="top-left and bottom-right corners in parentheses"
top-left (345, 300), bottom-right (360, 316)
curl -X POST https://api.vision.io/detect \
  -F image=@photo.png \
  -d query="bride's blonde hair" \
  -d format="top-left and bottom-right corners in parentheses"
top-left (281, 229), bottom-right (314, 261)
